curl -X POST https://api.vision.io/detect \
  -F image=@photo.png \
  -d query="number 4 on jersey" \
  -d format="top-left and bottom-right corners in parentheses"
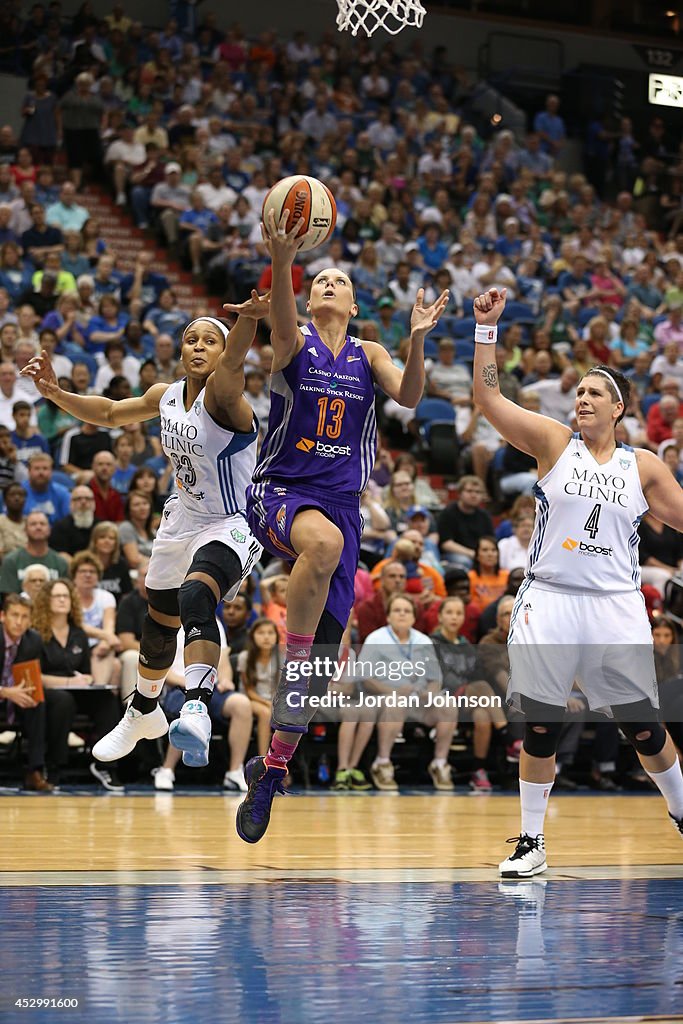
top-left (584, 503), bottom-right (601, 540)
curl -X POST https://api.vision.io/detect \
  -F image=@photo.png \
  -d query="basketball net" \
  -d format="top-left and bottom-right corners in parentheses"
top-left (336, 0), bottom-right (425, 36)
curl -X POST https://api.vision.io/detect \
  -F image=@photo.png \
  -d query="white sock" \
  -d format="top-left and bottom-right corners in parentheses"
top-left (137, 672), bottom-right (165, 699)
top-left (185, 663), bottom-right (217, 693)
top-left (646, 760), bottom-right (683, 819)
top-left (520, 778), bottom-right (553, 838)
top-left (373, 757), bottom-right (390, 767)
top-left (431, 758), bottom-right (447, 768)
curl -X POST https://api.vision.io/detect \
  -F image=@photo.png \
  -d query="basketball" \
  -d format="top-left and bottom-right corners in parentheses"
top-left (261, 175), bottom-right (337, 252)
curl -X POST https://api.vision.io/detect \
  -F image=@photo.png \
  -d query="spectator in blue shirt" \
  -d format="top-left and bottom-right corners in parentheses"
top-left (0, 241), bottom-right (33, 303)
top-left (23, 452), bottom-right (70, 524)
top-left (557, 255), bottom-right (593, 314)
top-left (119, 251), bottom-right (169, 315)
top-left (10, 400), bottom-right (50, 468)
top-left (142, 288), bottom-right (189, 339)
top-left (179, 190), bottom-right (218, 275)
top-left (495, 217), bottom-right (523, 264)
top-left (626, 264), bottom-right (665, 314)
top-left (84, 295), bottom-right (129, 355)
top-left (533, 94), bottom-right (566, 156)
top-left (417, 223), bottom-right (449, 272)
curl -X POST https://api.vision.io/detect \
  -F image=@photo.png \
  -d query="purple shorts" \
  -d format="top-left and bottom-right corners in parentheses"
top-left (247, 479), bottom-right (362, 630)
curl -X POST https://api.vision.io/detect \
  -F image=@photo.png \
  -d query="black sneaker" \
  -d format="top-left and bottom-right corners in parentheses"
top-left (670, 813), bottom-right (683, 837)
top-left (89, 762), bottom-right (125, 793)
top-left (236, 756), bottom-right (287, 844)
top-left (554, 772), bottom-right (578, 791)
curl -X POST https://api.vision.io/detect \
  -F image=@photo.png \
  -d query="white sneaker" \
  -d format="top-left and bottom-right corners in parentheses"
top-left (223, 767), bottom-right (248, 792)
top-left (168, 700), bottom-right (211, 767)
top-left (92, 703), bottom-right (168, 761)
top-left (152, 767), bottom-right (175, 791)
top-left (499, 833), bottom-right (547, 878)
top-left (68, 731), bottom-right (85, 748)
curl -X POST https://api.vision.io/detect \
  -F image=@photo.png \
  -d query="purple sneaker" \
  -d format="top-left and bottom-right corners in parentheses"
top-left (236, 756), bottom-right (287, 844)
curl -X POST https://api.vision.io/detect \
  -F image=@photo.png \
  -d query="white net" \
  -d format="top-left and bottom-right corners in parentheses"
top-left (336, 0), bottom-right (426, 36)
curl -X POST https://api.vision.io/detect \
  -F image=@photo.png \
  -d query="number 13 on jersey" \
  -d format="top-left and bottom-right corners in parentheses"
top-left (316, 396), bottom-right (346, 439)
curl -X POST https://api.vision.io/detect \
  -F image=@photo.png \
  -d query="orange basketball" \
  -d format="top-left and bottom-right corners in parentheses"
top-left (262, 175), bottom-right (337, 252)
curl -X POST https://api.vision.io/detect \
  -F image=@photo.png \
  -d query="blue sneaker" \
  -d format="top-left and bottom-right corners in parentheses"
top-left (236, 756), bottom-right (287, 844)
top-left (169, 700), bottom-right (211, 767)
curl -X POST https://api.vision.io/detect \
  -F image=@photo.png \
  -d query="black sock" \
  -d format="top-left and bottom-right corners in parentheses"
top-left (131, 691), bottom-right (159, 714)
top-left (473, 757), bottom-right (486, 771)
top-left (497, 725), bottom-right (509, 745)
top-left (185, 686), bottom-right (212, 709)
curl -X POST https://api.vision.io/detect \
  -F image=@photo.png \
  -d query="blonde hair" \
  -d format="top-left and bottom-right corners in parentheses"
top-left (88, 521), bottom-right (121, 564)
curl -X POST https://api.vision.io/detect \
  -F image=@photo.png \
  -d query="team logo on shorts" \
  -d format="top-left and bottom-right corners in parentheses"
top-left (230, 528), bottom-right (246, 543)
top-left (276, 503), bottom-right (287, 535)
top-left (274, 486), bottom-right (287, 495)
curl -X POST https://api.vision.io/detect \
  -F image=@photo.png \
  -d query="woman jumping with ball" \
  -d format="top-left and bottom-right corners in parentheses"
top-left (472, 287), bottom-right (683, 878)
top-left (236, 208), bottom-right (448, 843)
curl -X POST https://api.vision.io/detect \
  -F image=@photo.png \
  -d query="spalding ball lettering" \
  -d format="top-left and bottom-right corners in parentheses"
top-left (262, 175), bottom-right (337, 253)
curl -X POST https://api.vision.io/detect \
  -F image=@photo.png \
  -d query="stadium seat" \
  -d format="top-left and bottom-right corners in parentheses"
top-left (501, 301), bottom-right (535, 322)
top-left (415, 398), bottom-right (455, 425)
top-left (451, 318), bottom-right (477, 338)
top-left (455, 339), bottom-right (475, 362)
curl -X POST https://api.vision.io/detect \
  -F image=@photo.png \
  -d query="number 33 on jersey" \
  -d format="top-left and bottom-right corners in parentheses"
top-left (159, 379), bottom-right (257, 515)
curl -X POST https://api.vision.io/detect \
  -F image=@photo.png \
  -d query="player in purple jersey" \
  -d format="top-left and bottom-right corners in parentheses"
top-left (236, 209), bottom-right (448, 843)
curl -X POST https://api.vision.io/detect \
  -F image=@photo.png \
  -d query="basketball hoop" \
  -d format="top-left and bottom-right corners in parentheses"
top-left (336, 0), bottom-right (426, 37)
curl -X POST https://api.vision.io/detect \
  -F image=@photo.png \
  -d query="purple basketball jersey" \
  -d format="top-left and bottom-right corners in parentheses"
top-left (254, 322), bottom-right (377, 495)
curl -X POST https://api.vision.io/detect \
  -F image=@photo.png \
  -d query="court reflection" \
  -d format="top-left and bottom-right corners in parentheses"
top-left (1, 878), bottom-right (682, 1024)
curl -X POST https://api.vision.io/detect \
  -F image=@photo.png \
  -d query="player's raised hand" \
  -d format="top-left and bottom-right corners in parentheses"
top-left (410, 288), bottom-right (450, 339)
top-left (20, 349), bottom-right (60, 398)
top-left (223, 290), bottom-right (271, 321)
top-left (473, 288), bottom-right (507, 326)
top-left (261, 208), bottom-right (307, 262)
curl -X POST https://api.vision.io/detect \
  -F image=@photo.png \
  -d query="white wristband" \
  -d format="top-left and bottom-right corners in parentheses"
top-left (475, 325), bottom-right (498, 345)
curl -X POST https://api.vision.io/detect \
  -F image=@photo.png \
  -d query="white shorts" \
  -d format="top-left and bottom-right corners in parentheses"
top-left (507, 579), bottom-right (658, 715)
top-left (146, 495), bottom-right (262, 600)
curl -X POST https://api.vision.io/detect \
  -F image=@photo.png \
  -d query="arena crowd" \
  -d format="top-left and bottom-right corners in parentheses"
top-left (0, 2), bottom-right (682, 794)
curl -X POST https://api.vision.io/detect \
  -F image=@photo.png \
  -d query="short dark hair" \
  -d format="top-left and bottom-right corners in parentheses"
top-left (581, 365), bottom-right (631, 424)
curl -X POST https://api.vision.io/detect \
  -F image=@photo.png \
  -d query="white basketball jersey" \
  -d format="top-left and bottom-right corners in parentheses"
top-left (159, 380), bottom-right (257, 516)
top-left (527, 435), bottom-right (648, 593)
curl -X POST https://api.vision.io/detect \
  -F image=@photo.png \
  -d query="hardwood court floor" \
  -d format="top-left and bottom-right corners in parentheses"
top-left (3, 792), bottom-right (682, 875)
top-left (1, 793), bottom-right (682, 1024)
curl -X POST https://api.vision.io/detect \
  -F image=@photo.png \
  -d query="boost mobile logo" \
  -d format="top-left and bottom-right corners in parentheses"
top-left (296, 437), bottom-right (351, 458)
top-left (563, 537), bottom-right (613, 557)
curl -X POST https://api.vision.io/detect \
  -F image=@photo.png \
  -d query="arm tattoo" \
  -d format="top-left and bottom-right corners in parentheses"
top-left (482, 363), bottom-right (498, 389)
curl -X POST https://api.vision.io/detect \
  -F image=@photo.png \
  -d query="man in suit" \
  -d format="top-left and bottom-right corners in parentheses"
top-left (0, 594), bottom-right (69, 790)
